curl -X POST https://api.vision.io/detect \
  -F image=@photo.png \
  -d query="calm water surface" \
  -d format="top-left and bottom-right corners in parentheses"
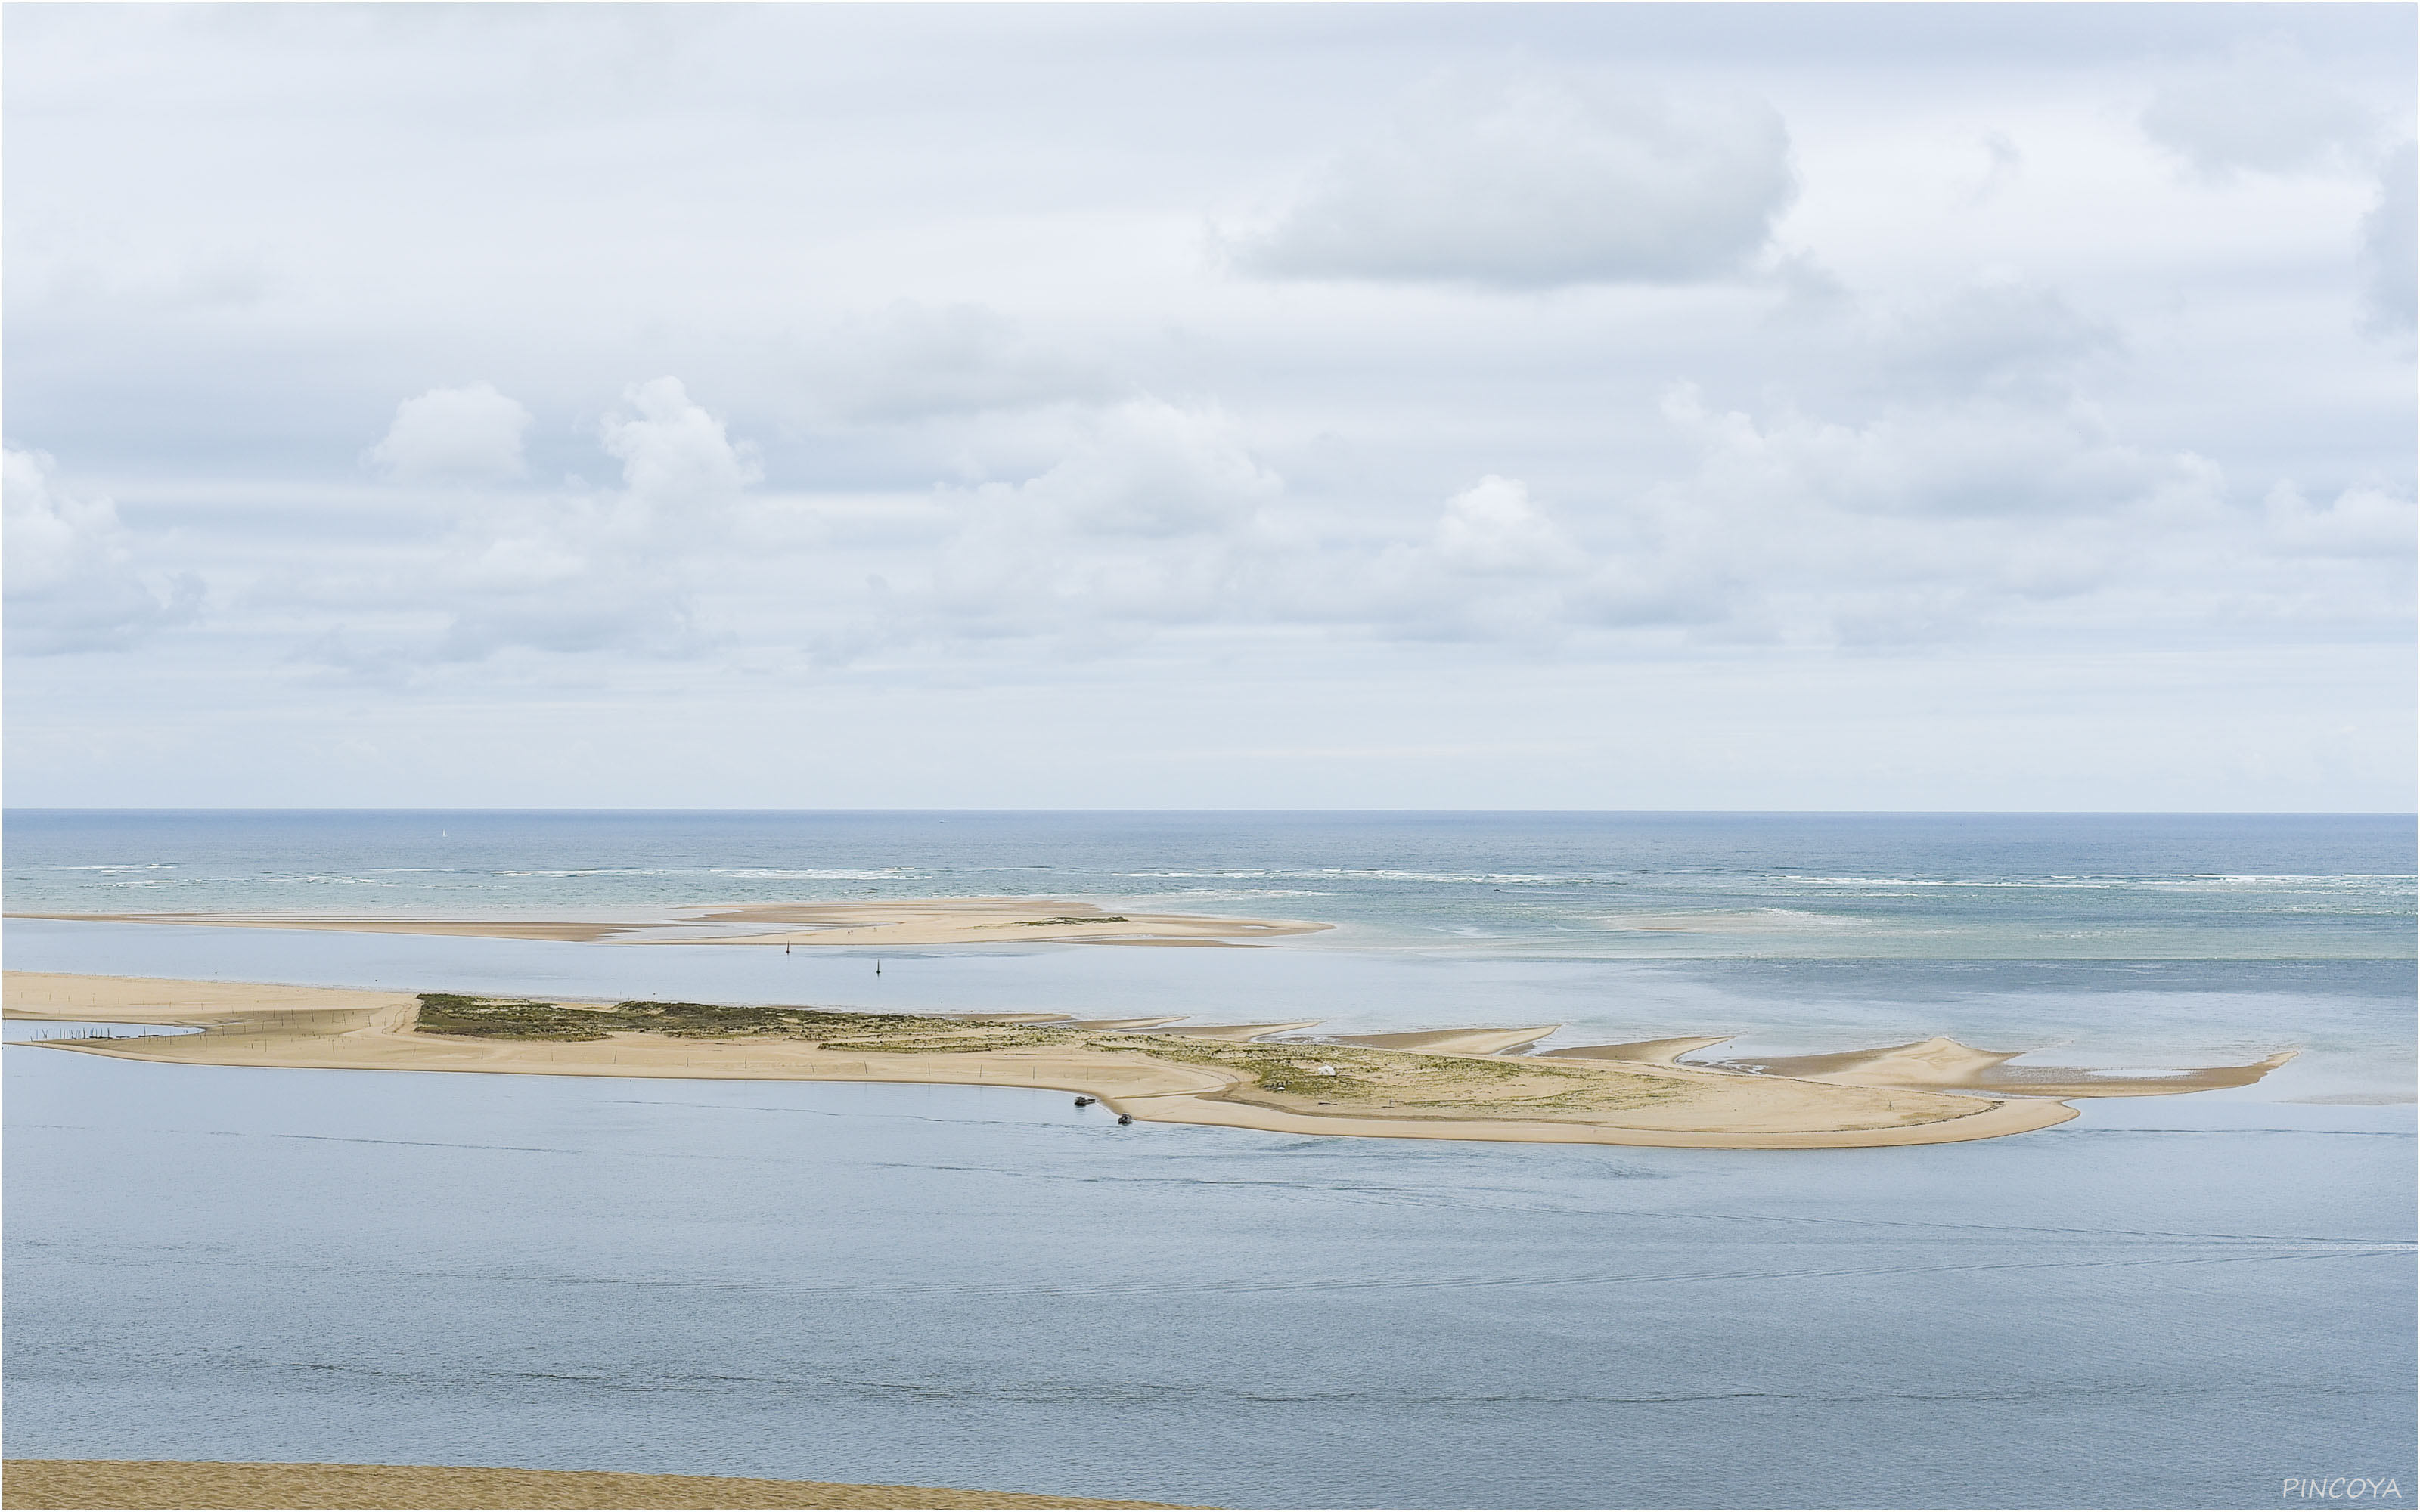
top-left (5, 813), bottom-right (2413, 1507)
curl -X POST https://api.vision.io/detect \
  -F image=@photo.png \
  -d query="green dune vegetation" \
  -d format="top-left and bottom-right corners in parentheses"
top-left (410, 993), bottom-right (947, 1043)
top-left (411, 993), bottom-right (1683, 1115)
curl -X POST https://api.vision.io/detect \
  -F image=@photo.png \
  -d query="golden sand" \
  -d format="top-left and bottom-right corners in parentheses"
top-left (1693, 1034), bottom-right (2298, 1098)
top-left (0, 1460), bottom-right (1180, 1510)
top-left (2, 971), bottom-right (2092, 1148)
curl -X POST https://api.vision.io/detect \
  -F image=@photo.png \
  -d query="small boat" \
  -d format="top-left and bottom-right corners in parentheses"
top-left (1074, 1095), bottom-right (1093, 1108)
top-left (1116, 1114), bottom-right (1134, 1126)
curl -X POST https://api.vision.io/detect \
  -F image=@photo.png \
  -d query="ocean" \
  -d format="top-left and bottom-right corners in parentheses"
top-left (4, 811), bottom-right (2413, 1507)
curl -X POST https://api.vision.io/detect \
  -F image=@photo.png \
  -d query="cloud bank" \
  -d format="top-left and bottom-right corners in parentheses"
top-left (2140, 37), bottom-right (2381, 180)
top-left (2, 6), bottom-right (2409, 807)
top-left (2360, 142), bottom-right (2418, 336)
top-left (1239, 71), bottom-right (1797, 288)
top-left (4, 447), bottom-right (200, 655)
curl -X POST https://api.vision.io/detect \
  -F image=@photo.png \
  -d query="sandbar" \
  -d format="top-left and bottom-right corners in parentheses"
top-left (1143, 1020), bottom-right (1323, 1043)
top-left (7, 897), bottom-right (1329, 950)
top-left (1701, 1035), bottom-right (2297, 1098)
top-left (1335, 1026), bottom-right (1559, 1055)
top-left (4, 971), bottom-right (2087, 1149)
top-left (1543, 1036), bottom-right (1735, 1065)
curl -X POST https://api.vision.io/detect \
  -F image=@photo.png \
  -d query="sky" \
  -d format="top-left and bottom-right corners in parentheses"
top-left (5, 2), bottom-right (2413, 811)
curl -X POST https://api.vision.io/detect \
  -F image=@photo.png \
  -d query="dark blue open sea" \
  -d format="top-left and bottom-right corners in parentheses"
top-left (5, 812), bottom-right (2414, 1507)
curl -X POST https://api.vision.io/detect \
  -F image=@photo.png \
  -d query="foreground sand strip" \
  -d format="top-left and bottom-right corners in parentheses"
top-left (0, 1460), bottom-right (1181, 1510)
top-left (3, 972), bottom-right (2090, 1148)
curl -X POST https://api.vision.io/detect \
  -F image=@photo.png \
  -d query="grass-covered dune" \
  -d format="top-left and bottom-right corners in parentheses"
top-left (409, 993), bottom-right (1682, 1115)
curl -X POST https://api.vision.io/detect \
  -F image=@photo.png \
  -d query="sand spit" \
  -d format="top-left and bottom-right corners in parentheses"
top-left (0, 1460), bottom-right (1181, 1510)
top-left (1541, 1036), bottom-right (1735, 1066)
top-left (8, 912), bottom-right (631, 943)
top-left (677, 899), bottom-right (1326, 947)
top-left (4, 972), bottom-right (2087, 1148)
top-left (1333, 1026), bottom-right (1559, 1055)
top-left (8, 898), bottom-right (1329, 950)
top-left (5, 977), bottom-right (2291, 1140)
top-left (1151, 1021), bottom-right (1323, 1043)
top-left (1707, 1035), bottom-right (2299, 1099)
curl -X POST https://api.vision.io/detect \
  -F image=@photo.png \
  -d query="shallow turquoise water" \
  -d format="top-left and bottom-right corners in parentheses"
top-left (9, 810), bottom-right (2414, 960)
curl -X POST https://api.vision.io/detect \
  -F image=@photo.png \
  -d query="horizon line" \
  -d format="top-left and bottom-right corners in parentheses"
top-left (4, 807), bottom-right (2413, 820)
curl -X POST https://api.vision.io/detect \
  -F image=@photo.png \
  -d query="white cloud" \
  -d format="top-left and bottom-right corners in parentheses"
top-left (299, 378), bottom-right (762, 672)
top-left (600, 376), bottom-right (762, 510)
top-left (1876, 281), bottom-right (2118, 402)
top-left (413, 483), bottom-right (717, 667)
top-left (434, 587), bottom-right (706, 664)
top-left (429, 380), bottom-right (762, 662)
top-left (1239, 70), bottom-right (1795, 288)
top-left (456, 532), bottom-right (592, 592)
top-left (797, 302), bottom-right (1111, 426)
top-left (925, 400), bottom-right (1287, 639)
top-left (2141, 37), bottom-right (2380, 180)
top-left (1657, 381), bottom-right (2177, 522)
top-left (1349, 476), bottom-right (1595, 644)
top-left (901, 392), bottom-right (2220, 653)
top-left (923, 448), bottom-right (1599, 649)
top-left (2264, 479), bottom-right (2416, 558)
top-left (2138, 44), bottom-right (2407, 342)
top-left (1615, 352), bottom-right (2254, 647)
top-left (2359, 142), bottom-right (2417, 336)
top-left (1427, 476), bottom-right (1584, 577)
top-left (367, 381), bottom-right (533, 482)
top-left (4, 445), bottom-right (200, 655)
top-left (976, 398), bottom-right (1282, 539)
top-left (1961, 132), bottom-right (2024, 208)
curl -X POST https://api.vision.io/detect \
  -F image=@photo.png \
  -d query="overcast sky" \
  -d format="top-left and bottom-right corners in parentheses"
top-left (5, 3), bottom-right (2412, 810)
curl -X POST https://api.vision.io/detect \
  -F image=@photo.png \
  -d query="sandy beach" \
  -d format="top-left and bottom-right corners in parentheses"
top-left (1693, 1034), bottom-right (2300, 1098)
top-left (0, 970), bottom-right (2139, 1149)
top-left (7, 898), bottom-right (1329, 949)
top-left (0, 1461), bottom-right (1180, 1510)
